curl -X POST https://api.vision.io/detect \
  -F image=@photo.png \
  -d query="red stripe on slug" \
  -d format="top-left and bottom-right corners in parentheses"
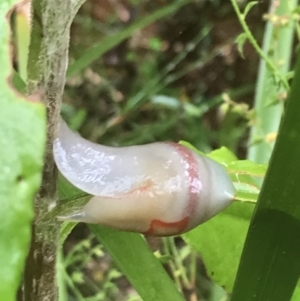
top-left (143, 143), bottom-right (201, 236)
top-left (143, 216), bottom-right (189, 236)
top-left (168, 143), bottom-right (201, 217)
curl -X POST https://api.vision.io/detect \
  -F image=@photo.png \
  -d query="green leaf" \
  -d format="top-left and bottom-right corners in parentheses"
top-left (233, 182), bottom-right (259, 203)
top-left (235, 32), bottom-right (248, 58)
top-left (292, 286), bottom-right (300, 301)
top-left (179, 140), bottom-right (205, 156)
top-left (228, 160), bottom-right (267, 202)
top-left (228, 160), bottom-right (267, 177)
top-left (243, 1), bottom-right (258, 18)
top-left (67, 0), bottom-right (193, 77)
top-left (182, 201), bottom-right (253, 292)
top-left (91, 225), bottom-right (185, 301)
top-left (206, 146), bottom-right (238, 164)
top-left (59, 222), bottom-right (77, 249)
top-left (0, 2), bottom-right (46, 301)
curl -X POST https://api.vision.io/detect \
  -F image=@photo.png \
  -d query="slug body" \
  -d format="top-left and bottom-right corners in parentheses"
top-left (54, 119), bottom-right (235, 236)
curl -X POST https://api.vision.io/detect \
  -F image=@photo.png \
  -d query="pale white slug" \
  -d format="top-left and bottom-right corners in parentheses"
top-left (53, 119), bottom-right (235, 236)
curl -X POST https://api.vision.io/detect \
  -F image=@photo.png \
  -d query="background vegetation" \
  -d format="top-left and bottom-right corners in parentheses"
top-left (2, 0), bottom-right (300, 301)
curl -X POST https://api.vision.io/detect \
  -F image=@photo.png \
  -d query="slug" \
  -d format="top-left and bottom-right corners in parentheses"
top-left (53, 119), bottom-right (235, 236)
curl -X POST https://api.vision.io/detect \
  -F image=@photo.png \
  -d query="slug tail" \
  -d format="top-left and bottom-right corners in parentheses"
top-left (57, 211), bottom-right (97, 224)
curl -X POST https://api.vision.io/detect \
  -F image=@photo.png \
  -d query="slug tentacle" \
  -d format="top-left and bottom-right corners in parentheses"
top-left (53, 118), bottom-right (236, 236)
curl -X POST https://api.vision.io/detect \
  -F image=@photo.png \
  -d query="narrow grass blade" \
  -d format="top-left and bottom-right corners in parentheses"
top-left (90, 225), bottom-right (185, 301)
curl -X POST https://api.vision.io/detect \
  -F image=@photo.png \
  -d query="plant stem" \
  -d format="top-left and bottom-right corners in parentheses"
top-left (162, 238), bottom-right (182, 290)
top-left (23, 1), bottom-right (85, 300)
top-left (168, 237), bottom-right (191, 289)
top-left (230, 0), bottom-right (290, 94)
top-left (247, 0), bottom-right (297, 163)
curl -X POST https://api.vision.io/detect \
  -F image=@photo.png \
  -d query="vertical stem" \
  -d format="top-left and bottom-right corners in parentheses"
top-left (162, 238), bottom-right (182, 290)
top-left (23, 0), bottom-right (85, 300)
top-left (248, 0), bottom-right (297, 163)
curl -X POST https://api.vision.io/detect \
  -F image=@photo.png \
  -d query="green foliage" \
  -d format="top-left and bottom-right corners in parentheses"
top-left (234, 1), bottom-right (258, 58)
top-left (5, 0), bottom-right (300, 299)
top-left (242, 2), bottom-right (258, 19)
top-left (123, 26), bottom-right (211, 114)
top-left (0, 1), bottom-right (46, 300)
top-left (91, 226), bottom-right (185, 301)
top-left (183, 202), bottom-right (253, 293)
top-left (235, 32), bottom-right (248, 58)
